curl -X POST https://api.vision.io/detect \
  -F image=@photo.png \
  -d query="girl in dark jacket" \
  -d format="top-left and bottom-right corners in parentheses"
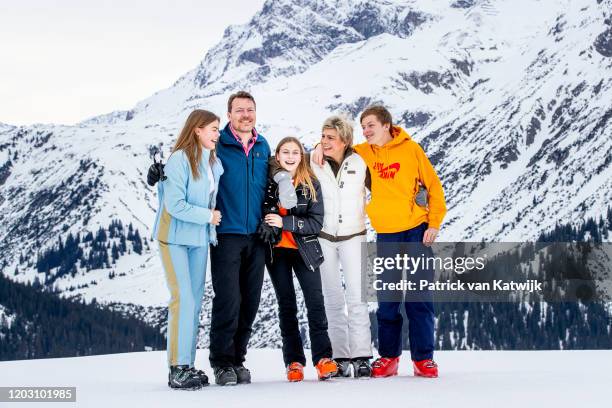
top-left (260, 136), bottom-right (338, 382)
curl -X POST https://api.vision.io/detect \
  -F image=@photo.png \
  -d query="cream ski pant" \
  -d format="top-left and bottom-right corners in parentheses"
top-left (318, 235), bottom-right (372, 359)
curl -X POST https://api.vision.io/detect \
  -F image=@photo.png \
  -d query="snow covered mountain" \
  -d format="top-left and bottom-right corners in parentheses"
top-left (1, 0), bottom-right (611, 348)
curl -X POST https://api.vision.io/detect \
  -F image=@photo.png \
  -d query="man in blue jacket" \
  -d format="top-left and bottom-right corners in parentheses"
top-left (208, 91), bottom-right (271, 385)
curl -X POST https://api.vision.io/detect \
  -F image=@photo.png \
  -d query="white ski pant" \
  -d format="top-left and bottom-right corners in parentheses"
top-left (318, 235), bottom-right (372, 359)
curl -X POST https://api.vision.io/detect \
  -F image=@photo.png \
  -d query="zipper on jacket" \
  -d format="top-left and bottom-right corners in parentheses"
top-left (245, 152), bottom-right (249, 233)
top-left (320, 160), bottom-right (340, 238)
top-left (334, 159), bottom-right (345, 237)
top-left (291, 189), bottom-right (314, 271)
top-left (297, 237), bottom-right (315, 271)
top-left (247, 148), bottom-right (258, 233)
top-left (251, 153), bottom-right (255, 179)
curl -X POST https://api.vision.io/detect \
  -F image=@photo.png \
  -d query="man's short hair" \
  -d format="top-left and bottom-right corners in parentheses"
top-left (227, 91), bottom-right (256, 112)
top-left (360, 105), bottom-right (392, 127)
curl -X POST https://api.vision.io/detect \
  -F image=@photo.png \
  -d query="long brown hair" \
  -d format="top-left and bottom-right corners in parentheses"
top-left (172, 109), bottom-right (220, 179)
top-left (275, 136), bottom-right (318, 202)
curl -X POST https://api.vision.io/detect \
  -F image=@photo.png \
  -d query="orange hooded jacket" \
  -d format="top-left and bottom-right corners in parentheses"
top-left (354, 126), bottom-right (446, 233)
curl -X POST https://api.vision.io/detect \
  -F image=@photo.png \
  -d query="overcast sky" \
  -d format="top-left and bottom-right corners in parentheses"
top-left (0, 0), bottom-right (266, 125)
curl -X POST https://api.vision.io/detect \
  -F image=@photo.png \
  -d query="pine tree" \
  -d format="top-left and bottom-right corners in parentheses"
top-left (132, 230), bottom-right (143, 255)
top-left (111, 243), bottom-right (119, 262)
top-left (119, 233), bottom-right (127, 254)
top-left (95, 226), bottom-right (107, 243)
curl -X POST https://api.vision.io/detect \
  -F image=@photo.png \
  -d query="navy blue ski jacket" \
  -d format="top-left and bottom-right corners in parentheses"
top-left (215, 122), bottom-right (271, 235)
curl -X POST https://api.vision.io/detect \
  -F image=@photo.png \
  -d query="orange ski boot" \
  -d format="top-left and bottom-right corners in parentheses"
top-left (286, 362), bottom-right (304, 382)
top-left (315, 358), bottom-right (338, 380)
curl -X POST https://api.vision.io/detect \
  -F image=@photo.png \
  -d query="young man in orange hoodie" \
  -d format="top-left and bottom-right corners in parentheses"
top-left (355, 105), bottom-right (446, 378)
top-left (313, 105), bottom-right (446, 378)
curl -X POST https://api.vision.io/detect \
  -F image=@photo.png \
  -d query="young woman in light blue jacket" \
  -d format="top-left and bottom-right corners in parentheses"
top-left (151, 109), bottom-right (224, 390)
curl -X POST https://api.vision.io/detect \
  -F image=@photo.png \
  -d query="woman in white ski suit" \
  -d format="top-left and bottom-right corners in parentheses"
top-left (310, 115), bottom-right (372, 377)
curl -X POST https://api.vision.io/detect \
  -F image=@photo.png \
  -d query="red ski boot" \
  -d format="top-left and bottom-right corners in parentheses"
top-left (413, 359), bottom-right (438, 378)
top-left (371, 357), bottom-right (399, 378)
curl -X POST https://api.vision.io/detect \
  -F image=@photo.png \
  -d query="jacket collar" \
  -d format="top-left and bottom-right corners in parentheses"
top-left (220, 122), bottom-right (262, 147)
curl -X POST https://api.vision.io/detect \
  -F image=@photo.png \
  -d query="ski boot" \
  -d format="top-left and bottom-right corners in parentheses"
top-left (351, 358), bottom-right (372, 378)
top-left (371, 357), bottom-right (399, 378)
top-left (233, 364), bottom-right (251, 384)
top-left (286, 362), bottom-right (304, 382)
top-left (213, 366), bottom-right (238, 386)
top-left (315, 358), bottom-right (338, 380)
top-left (168, 365), bottom-right (202, 390)
top-left (413, 359), bottom-right (438, 378)
top-left (332, 359), bottom-right (351, 378)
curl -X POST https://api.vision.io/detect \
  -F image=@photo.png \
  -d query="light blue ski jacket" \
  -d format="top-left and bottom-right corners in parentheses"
top-left (152, 149), bottom-right (223, 246)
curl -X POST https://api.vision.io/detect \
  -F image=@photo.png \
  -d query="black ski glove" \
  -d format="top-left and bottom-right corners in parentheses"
top-left (257, 221), bottom-right (281, 245)
top-left (147, 159), bottom-right (166, 186)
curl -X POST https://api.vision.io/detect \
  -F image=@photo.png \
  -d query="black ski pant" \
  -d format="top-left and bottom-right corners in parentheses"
top-left (267, 247), bottom-right (332, 366)
top-left (209, 234), bottom-right (265, 368)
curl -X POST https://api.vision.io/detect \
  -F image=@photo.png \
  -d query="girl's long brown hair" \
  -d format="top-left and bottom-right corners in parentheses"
top-left (172, 109), bottom-right (220, 179)
top-left (275, 136), bottom-right (318, 202)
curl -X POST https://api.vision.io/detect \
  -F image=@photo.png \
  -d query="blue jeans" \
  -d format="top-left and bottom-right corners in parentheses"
top-left (376, 223), bottom-right (435, 361)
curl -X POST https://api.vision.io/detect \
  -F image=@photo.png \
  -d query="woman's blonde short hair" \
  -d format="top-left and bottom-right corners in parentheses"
top-left (322, 115), bottom-right (353, 147)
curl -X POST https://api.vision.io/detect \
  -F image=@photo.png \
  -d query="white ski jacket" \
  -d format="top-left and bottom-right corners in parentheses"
top-left (311, 151), bottom-right (368, 239)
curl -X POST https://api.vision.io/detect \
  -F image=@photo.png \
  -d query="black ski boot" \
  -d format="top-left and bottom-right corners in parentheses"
top-left (214, 366), bottom-right (238, 386)
top-left (188, 367), bottom-right (210, 386)
top-left (332, 359), bottom-right (351, 378)
top-left (168, 365), bottom-right (203, 390)
top-left (351, 359), bottom-right (372, 378)
top-left (233, 365), bottom-right (251, 384)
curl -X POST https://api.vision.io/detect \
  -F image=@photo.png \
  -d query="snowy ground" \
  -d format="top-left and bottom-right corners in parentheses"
top-left (1, 349), bottom-right (610, 407)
